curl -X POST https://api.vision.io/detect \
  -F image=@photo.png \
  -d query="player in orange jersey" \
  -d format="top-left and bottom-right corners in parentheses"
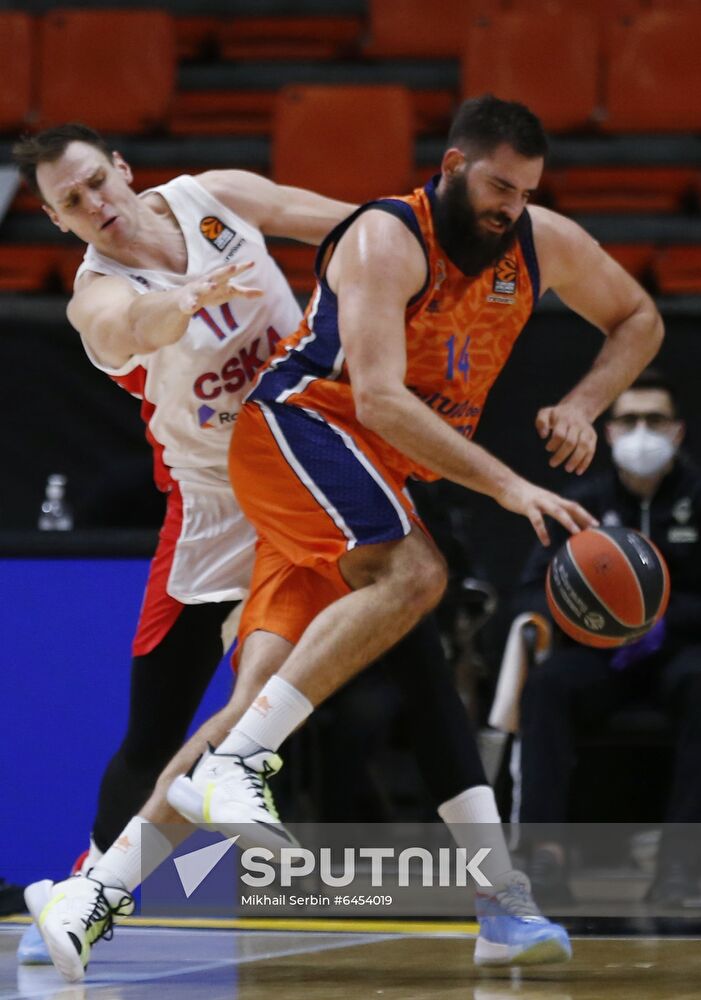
top-left (171, 94), bottom-right (662, 956)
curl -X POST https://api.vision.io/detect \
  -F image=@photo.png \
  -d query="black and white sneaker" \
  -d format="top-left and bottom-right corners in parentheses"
top-left (24, 874), bottom-right (133, 983)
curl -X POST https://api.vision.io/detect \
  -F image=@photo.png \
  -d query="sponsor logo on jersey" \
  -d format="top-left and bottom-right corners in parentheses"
top-left (199, 215), bottom-right (236, 252)
top-left (434, 258), bottom-right (448, 292)
top-left (197, 404), bottom-right (239, 429)
top-left (193, 328), bottom-right (282, 401)
top-left (409, 385), bottom-right (481, 436)
top-left (493, 254), bottom-right (518, 295)
top-left (198, 404), bottom-right (217, 428)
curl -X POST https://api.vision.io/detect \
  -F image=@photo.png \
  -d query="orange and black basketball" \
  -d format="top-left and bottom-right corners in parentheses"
top-left (546, 526), bottom-right (670, 648)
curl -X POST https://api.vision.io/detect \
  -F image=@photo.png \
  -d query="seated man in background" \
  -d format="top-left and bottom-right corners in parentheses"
top-left (516, 368), bottom-right (701, 903)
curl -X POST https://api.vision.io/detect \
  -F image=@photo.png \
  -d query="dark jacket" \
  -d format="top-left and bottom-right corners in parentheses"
top-left (517, 455), bottom-right (701, 644)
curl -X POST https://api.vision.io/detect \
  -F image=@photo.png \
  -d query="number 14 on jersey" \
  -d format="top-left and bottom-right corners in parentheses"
top-left (445, 334), bottom-right (471, 383)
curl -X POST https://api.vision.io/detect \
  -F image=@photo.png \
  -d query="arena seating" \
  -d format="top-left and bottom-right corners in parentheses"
top-left (0, 13), bottom-right (33, 134)
top-left (462, 6), bottom-right (600, 133)
top-left (0, 0), bottom-right (700, 296)
top-left (36, 9), bottom-right (176, 133)
top-left (272, 84), bottom-right (414, 202)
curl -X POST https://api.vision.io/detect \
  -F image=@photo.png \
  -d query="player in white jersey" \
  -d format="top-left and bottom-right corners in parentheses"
top-left (12, 123), bottom-right (355, 963)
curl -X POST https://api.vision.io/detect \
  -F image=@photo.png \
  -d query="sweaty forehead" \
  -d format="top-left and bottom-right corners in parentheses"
top-left (613, 388), bottom-right (674, 417)
top-left (37, 141), bottom-right (111, 202)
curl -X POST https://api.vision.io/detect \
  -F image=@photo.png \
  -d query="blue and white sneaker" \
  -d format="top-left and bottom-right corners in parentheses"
top-left (474, 870), bottom-right (572, 966)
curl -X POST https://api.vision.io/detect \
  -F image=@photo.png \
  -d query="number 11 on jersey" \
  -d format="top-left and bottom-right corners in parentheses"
top-left (195, 303), bottom-right (239, 341)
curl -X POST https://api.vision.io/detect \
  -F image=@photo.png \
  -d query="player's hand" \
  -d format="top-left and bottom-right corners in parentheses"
top-left (177, 261), bottom-right (263, 315)
top-left (496, 478), bottom-right (598, 546)
top-left (535, 403), bottom-right (597, 475)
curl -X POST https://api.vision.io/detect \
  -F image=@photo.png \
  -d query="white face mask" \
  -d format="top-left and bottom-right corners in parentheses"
top-left (612, 424), bottom-right (676, 478)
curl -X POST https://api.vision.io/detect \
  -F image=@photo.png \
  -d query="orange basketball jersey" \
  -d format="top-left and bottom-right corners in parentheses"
top-left (247, 177), bottom-right (539, 484)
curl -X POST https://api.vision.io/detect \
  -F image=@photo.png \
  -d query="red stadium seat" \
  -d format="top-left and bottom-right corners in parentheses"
top-left (174, 16), bottom-right (221, 60)
top-left (653, 247), bottom-right (701, 296)
top-left (0, 12), bottom-right (33, 132)
top-left (219, 16), bottom-right (363, 60)
top-left (172, 84), bottom-right (453, 140)
top-left (267, 243), bottom-right (317, 298)
top-left (602, 243), bottom-right (656, 284)
top-left (175, 14), bottom-right (363, 61)
top-left (365, 0), bottom-right (495, 58)
top-left (545, 167), bottom-right (700, 215)
top-left (0, 246), bottom-right (59, 293)
top-left (37, 10), bottom-right (175, 133)
top-left (169, 90), bottom-right (275, 138)
top-left (603, 9), bottom-right (701, 131)
top-left (462, 5), bottom-right (600, 132)
top-left (272, 85), bottom-right (414, 203)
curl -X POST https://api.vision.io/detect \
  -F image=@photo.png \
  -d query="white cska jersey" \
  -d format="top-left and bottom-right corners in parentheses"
top-left (76, 174), bottom-right (303, 603)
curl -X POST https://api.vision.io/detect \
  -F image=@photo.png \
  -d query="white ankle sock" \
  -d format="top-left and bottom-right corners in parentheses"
top-left (77, 837), bottom-right (102, 875)
top-left (438, 785), bottom-right (513, 887)
top-left (89, 816), bottom-right (174, 893)
top-left (217, 675), bottom-right (313, 755)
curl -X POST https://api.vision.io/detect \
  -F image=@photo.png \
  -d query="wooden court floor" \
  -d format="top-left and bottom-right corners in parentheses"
top-left (2, 919), bottom-right (701, 1000)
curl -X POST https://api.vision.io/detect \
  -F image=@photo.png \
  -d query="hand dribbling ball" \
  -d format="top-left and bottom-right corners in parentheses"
top-left (546, 526), bottom-right (670, 648)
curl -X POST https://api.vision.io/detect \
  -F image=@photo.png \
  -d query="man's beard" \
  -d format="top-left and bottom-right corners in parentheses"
top-left (433, 175), bottom-right (519, 275)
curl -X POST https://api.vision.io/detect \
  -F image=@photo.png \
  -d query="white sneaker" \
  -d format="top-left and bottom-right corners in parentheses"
top-left (167, 744), bottom-right (298, 854)
top-left (24, 875), bottom-right (134, 983)
top-left (18, 849), bottom-right (93, 966)
top-left (474, 870), bottom-right (572, 966)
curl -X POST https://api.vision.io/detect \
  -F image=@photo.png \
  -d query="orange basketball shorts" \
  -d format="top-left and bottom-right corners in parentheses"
top-left (229, 399), bottom-right (419, 650)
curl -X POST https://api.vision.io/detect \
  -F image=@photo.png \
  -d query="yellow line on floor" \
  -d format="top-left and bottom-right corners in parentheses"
top-left (124, 916), bottom-right (478, 934)
top-left (2, 913), bottom-right (477, 935)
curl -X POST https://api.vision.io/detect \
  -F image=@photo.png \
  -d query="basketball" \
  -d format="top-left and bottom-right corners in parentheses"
top-left (546, 526), bottom-right (670, 648)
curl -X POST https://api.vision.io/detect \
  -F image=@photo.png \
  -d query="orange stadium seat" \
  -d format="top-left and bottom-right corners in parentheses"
top-left (219, 16), bottom-right (364, 61)
top-left (37, 9), bottom-right (175, 133)
top-left (267, 243), bottom-right (317, 298)
top-left (272, 85), bottom-right (414, 203)
top-left (175, 15), bottom-right (363, 62)
top-left (56, 246), bottom-right (89, 293)
top-left (545, 167), bottom-right (700, 215)
top-left (174, 16), bottom-right (221, 60)
top-left (462, 5), bottom-right (600, 132)
top-left (603, 9), bottom-right (701, 131)
top-left (0, 246), bottom-right (60, 293)
top-left (653, 247), bottom-right (701, 296)
top-left (602, 243), bottom-right (655, 284)
top-left (364, 0), bottom-right (496, 58)
top-left (0, 12), bottom-right (33, 132)
top-left (172, 85), bottom-right (453, 140)
top-left (169, 90), bottom-right (275, 138)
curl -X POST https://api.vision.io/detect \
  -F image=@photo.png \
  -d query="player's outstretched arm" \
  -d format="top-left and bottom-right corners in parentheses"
top-left (68, 261), bottom-right (261, 368)
top-left (329, 211), bottom-right (597, 545)
top-left (197, 169), bottom-right (357, 245)
top-left (531, 206), bottom-right (664, 476)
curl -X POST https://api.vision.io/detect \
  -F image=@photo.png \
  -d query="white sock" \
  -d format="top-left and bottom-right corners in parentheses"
top-left (88, 816), bottom-right (174, 893)
top-left (217, 675), bottom-right (313, 755)
top-left (76, 837), bottom-right (102, 875)
top-left (438, 785), bottom-right (513, 888)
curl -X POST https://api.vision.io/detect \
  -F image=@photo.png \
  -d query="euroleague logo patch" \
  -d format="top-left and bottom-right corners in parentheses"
top-left (493, 254), bottom-right (518, 295)
top-left (200, 216), bottom-right (236, 252)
